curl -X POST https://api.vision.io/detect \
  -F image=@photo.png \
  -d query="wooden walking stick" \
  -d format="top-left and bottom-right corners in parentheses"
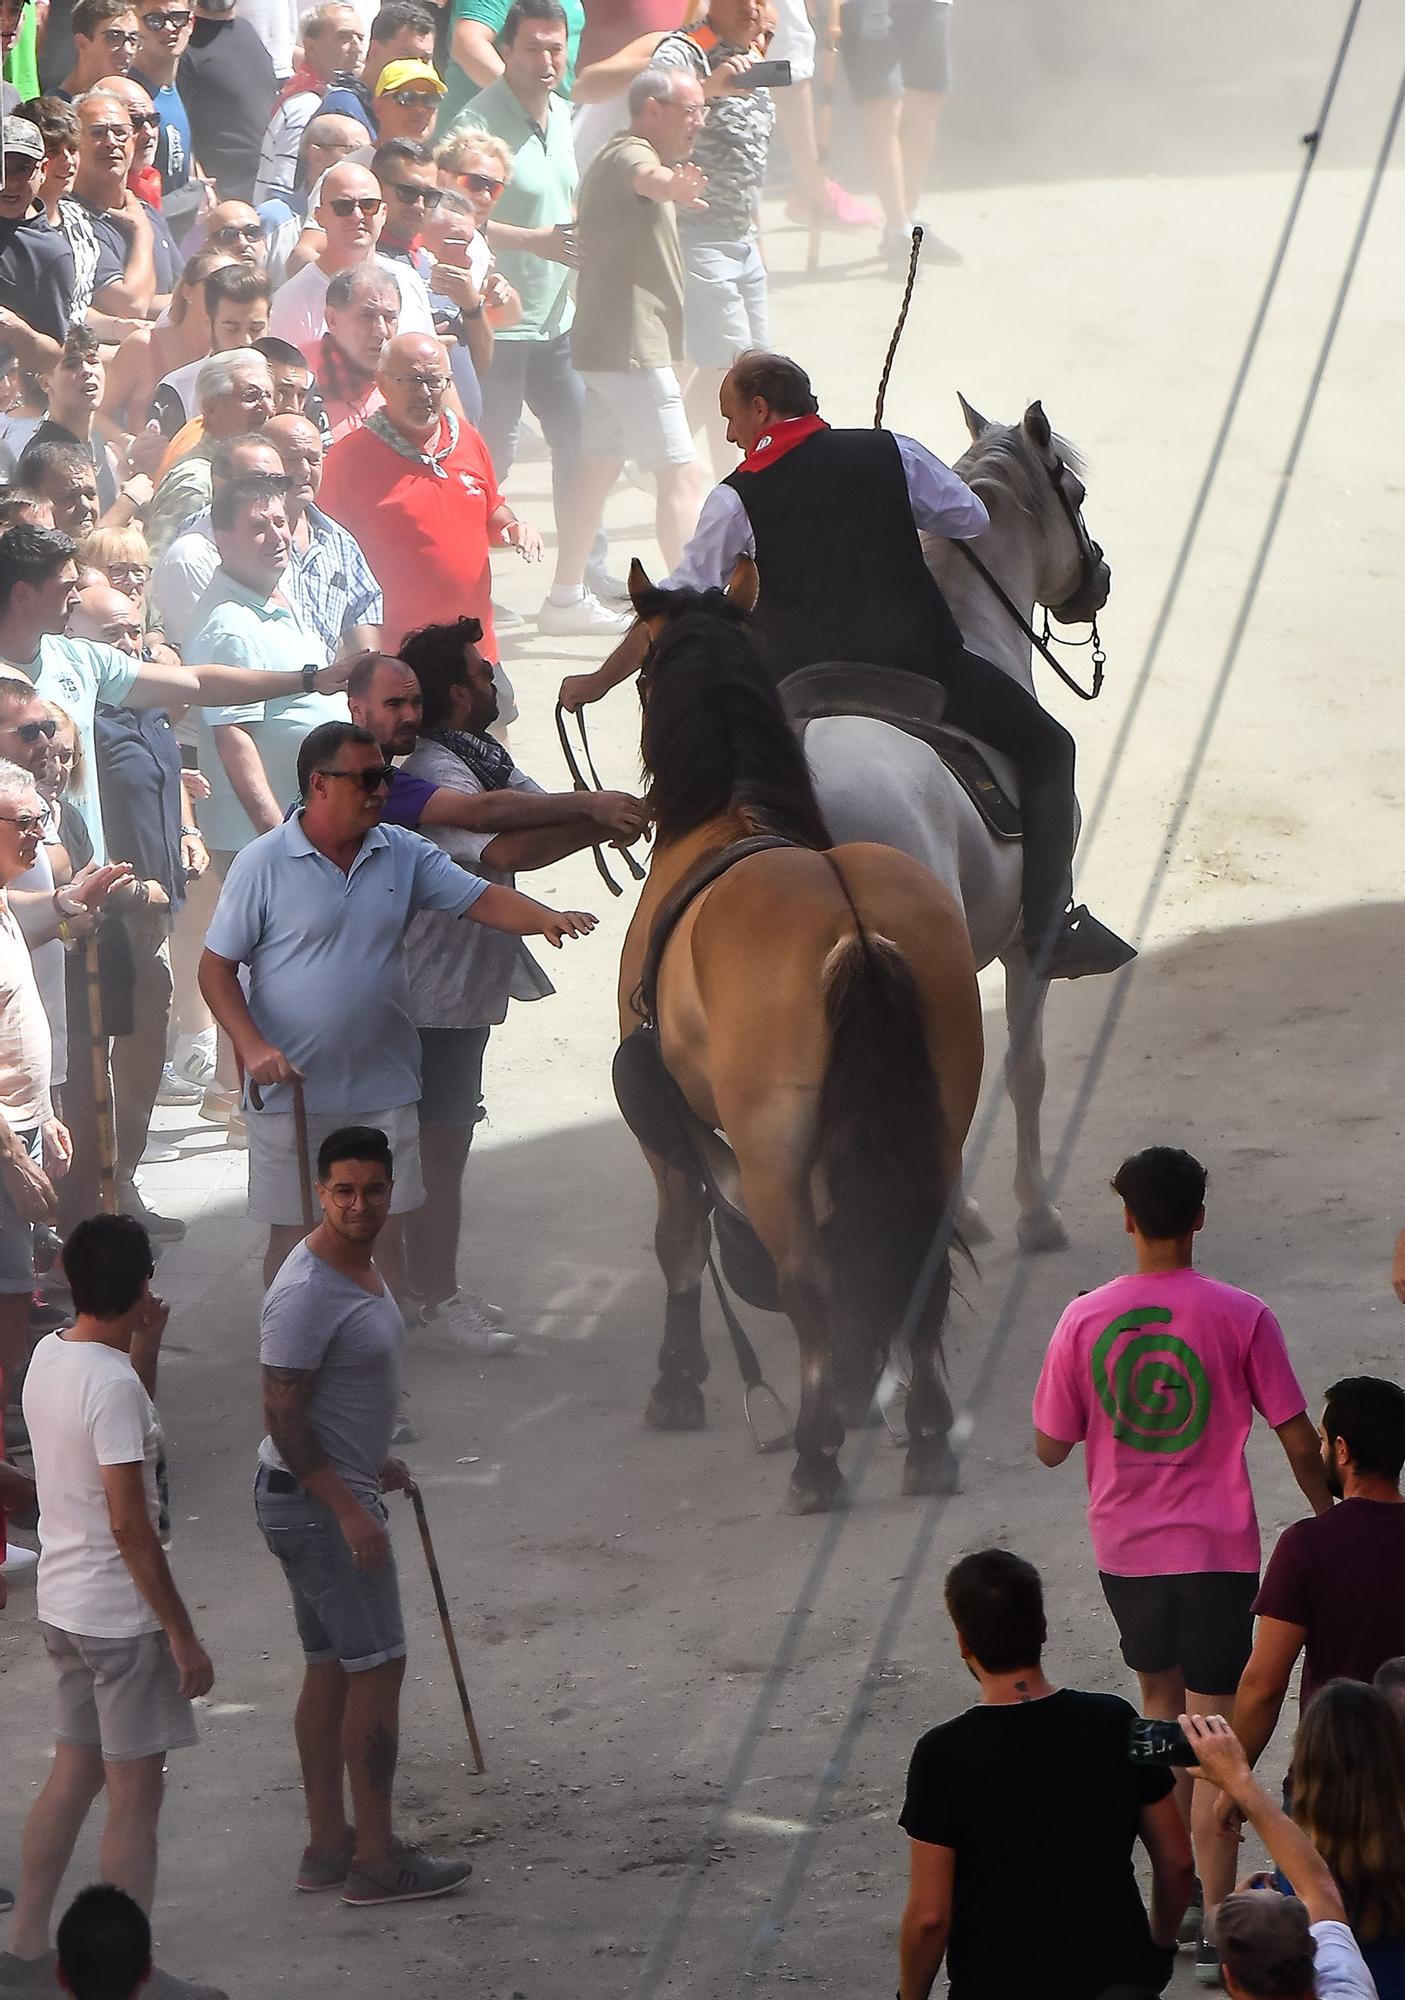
top-left (246, 1073), bottom-right (314, 1230)
top-left (407, 1482), bottom-right (486, 1774)
top-left (806, 0), bottom-right (841, 276)
top-left (81, 935), bottom-right (117, 1215)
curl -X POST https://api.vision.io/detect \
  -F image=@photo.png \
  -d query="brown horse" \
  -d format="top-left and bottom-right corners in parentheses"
top-left (614, 564), bottom-right (984, 1513)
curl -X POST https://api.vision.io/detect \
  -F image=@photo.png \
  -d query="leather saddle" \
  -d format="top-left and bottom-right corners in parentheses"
top-left (778, 662), bottom-right (1023, 843)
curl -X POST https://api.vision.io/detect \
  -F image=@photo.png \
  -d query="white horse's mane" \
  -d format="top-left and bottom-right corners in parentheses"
top-left (956, 424), bottom-right (1086, 521)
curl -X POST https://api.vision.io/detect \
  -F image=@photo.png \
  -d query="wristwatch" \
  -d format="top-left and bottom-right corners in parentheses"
top-left (301, 663), bottom-right (319, 693)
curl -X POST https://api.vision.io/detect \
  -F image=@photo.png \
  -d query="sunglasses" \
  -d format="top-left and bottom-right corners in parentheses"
top-left (383, 88), bottom-right (438, 107)
top-left (99, 24), bottom-right (141, 41)
top-left (141, 8), bottom-right (192, 24)
top-left (0, 811), bottom-right (45, 834)
top-left (316, 765), bottom-right (394, 792)
top-left (209, 220), bottom-right (262, 242)
top-left (326, 195), bottom-right (383, 217)
top-left (6, 718), bottom-right (58, 744)
top-left (453, 170), bottom-right (504, 198)
top-left (127, 109), bottom-right (162, 129)
top-left (389, 181), bottom-right (442, 208)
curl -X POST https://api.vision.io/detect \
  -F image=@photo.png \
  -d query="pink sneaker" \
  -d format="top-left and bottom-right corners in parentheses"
top-left (785, 179), bottom-right (882, 229)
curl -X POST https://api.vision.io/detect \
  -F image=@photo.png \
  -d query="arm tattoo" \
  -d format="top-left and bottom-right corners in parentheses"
top-left (262, 1365), bottom-right (329, 1480)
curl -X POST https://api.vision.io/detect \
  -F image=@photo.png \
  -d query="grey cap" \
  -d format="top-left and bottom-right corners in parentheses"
top-left (1, 120), bottom-right (47, 165)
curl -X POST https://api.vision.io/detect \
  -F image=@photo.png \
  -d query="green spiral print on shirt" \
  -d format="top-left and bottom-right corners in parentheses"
top-left (1090, 1308), bottom-right (1213, 1453)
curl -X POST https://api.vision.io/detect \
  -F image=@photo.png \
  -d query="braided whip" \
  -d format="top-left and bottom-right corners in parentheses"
top-left (874, 225), bottom-right (923, 427)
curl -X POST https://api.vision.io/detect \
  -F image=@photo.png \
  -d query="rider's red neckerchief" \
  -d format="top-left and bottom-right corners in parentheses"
top-left (735, 413), bottom-right (829, 473)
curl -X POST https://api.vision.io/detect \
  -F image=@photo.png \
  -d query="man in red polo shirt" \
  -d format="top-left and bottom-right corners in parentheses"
top-left (318, 331), bottom-right (542, 653)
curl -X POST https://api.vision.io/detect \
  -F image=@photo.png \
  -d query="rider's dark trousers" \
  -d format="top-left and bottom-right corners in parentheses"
top-left (934, 647), bottom-right (1077, 948)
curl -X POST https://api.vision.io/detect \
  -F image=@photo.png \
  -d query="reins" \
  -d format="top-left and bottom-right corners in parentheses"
top-left (875, 223), bottom-right (1107, 702)
top-left (554, 699), bottom-right (647, 896)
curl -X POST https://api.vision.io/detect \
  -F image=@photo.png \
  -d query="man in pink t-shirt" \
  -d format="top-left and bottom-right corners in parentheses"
top-left (1032, 1146), bottom-right (1331, 1969)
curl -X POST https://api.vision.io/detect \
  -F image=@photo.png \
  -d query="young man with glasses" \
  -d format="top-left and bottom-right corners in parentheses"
top-left (130, 0), bottom-right (196, 210)
top-left (267, 158), bottom-right (435, 363)
top-left (59, 0), bottom-right (140, 97)
top-left (200, 718), bottom-right (594, 1287)
top-left (320, 329), bottom-right (539, 659)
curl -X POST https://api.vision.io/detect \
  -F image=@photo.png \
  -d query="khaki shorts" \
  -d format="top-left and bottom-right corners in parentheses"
top-left (244, 1100), bottom-right (424, 1224)
top-left (42, 1622), bottom-right (198, 1762)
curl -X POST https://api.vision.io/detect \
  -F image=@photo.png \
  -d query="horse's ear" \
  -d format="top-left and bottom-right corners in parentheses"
top-left (958, 392), bottom-right (990, 440)
top-left (1022, 400), bottom-right (1053, 452)
top-left (627, 558), bottom-right (655, 612)
top-left (724, 554), bottom-right (759, 615)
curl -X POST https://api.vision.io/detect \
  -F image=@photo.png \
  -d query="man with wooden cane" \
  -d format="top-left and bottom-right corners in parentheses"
top-left (254, 1121), bottom-right (475, 1907)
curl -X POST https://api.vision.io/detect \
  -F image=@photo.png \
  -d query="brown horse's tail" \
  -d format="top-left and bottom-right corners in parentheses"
top-left (816, 922), bottom-right (953, 1428)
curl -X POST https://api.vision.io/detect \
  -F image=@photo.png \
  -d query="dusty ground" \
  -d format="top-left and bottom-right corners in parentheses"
top-left (4, 4), bottom-right (1405, 1995)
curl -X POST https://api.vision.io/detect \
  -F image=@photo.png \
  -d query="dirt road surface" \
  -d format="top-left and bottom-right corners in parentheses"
top-left (4, 4), bottom-right (1404, 1994)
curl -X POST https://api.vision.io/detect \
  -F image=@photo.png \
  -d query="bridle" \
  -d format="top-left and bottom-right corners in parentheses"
top-left (555, 698), bottom-right (647, 896)
top-left (953, 451), bottom-right (1109, 702)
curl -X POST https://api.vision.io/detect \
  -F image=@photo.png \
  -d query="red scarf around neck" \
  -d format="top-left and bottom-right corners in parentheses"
top-left (735, 413), bottom-right (828, 473)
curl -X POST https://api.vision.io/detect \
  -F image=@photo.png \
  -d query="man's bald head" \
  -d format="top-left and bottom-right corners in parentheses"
top-left (68, 583), bottom-right (143, 656)
top-left (345, 650), bottom-right (423, 756)
top-left (317, 161), bottom-right (386, 264)
top-left (375, 331), bottom-right (449, 440)
top-left (265, 413), bottom-right (325, 517)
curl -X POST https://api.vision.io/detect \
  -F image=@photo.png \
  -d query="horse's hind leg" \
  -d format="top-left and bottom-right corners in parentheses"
top-left (643, 1149), bottom-right (712, 1432)
top-left (1001, 944), bottom-right (1069, 1253)
top-left (903, 1258), bottom-right (959, 1495)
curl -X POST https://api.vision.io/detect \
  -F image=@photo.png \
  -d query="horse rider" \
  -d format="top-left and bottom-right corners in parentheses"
top-left (558, 349), bottom-right (1134, 981)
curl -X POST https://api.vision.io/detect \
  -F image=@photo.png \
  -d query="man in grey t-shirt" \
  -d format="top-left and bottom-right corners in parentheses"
top-left (253, 1123), bottom-right (473, 1909)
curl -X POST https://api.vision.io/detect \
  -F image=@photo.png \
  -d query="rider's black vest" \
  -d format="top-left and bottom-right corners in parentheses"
top-left (723, 427), bottom-right (966, 685)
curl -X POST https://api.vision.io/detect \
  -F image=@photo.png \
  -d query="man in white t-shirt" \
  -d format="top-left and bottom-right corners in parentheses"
top-left (2, 1214), bottom-right (218, 1999)
top-left (267, 158), bottom-right (434, 365)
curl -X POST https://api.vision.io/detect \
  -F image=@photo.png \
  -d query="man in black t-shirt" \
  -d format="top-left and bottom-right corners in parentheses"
top-left (177, 0), bottom-right (276, 202)
top-left (899, 1549), bottom-right (1194, 2000)
top-left (0, 118), bottom-right (75, 358)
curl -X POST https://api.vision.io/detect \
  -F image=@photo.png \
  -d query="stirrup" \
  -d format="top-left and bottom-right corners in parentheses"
top-left (1032, 905), bottom-right (1138, 981)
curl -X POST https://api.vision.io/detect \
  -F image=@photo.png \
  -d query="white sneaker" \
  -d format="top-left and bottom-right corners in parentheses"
top-left (537, 591), bottom-right (633, 637)
top-left (445, 1296), bottom-right (518, 1355)
top-left (173, 1029), bottom-right (217, 1086)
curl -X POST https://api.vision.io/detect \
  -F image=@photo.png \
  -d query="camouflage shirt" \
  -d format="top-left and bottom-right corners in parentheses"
top-left (650, 25), bottom-right (775, 243)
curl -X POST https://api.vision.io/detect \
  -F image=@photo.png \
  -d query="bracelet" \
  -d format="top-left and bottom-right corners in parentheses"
top-left (57, 920), bottom-right (71, 944)
top-left (465, 302), bottom-right (484, 321)
top-left (180, 824), bottom-right (199, 838)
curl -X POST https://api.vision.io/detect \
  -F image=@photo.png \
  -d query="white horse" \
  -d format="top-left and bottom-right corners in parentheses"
top-left (803, 397), bottom-right (1112, 1252)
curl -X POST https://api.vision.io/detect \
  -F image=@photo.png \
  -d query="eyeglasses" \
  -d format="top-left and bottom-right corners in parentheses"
top-left (389, 181), bottom-right (442, 208)
top-left (100, 25), bottom-right (141, 41)
top-left (315, 765), bottom-right (395, 792)
top-left (0, 811), bottom-right (44, 834)
top-left (127, 109), bottom-right (162, 129)
top-left (209, 220), bottom-right (262, 243)
top-left (141, 8), bottom-right (192, 26)
top-left (386, 371), bottom-right (447, 392)
top-left (326, 195), bottom-right (384, 217)
top-left (453, 170), bottom-right (504, 198)
top-left (86, 121), bottom-right (133, 141)
top-left (4, 719), bottom-right (57, 744)
top-left (107, 562), bottom-right (149, 586)
top-left (383, 89), bottom-right (438, 107)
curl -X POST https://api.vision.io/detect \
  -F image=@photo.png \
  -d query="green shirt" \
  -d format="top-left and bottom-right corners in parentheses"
top-left (3, 8), bottom-right (39, 102)
top-left (461, 80), bottom-right (575, 342)
top-left (437, 0), bottom-right (584, 130)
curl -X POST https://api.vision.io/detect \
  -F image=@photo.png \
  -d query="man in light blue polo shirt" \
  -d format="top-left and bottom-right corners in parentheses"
top-left (200, 716), bottom-right (596, 1290)
top-left (189, 474), bottom-right (349, 859)
top-left (461, 0), bottom-right (627, 637)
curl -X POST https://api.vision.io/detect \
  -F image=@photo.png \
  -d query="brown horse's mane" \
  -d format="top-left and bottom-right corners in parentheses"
top-left (638, 590), bottom-right (832, 851)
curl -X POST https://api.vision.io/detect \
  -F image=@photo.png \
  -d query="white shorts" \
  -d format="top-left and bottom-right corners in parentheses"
top-left (245, 1101), bottom-right (424, 1224)
top-left (580, 367), bottom-right (697, 471)
top-left (768, 0), bottom-right (817, 83)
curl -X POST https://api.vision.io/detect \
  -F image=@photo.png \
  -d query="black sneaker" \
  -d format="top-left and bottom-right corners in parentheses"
top-left (341, 1844), bottom-right (471, 1905)
top-left (1195, 1934), bottom-right (1223, 1988)
top-left (120, 1199), bottom-right (186, 1244)
top-left (1180, 1873), bottom-right (1204, 1944)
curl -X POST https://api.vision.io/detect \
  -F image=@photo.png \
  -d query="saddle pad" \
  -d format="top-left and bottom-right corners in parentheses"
top-left (779, 661), bottom-right (1022, 842)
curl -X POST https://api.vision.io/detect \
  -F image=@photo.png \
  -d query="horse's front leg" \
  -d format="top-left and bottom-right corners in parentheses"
top-left (902, 1257), bottom-right (959, 1495)
top-left (1001, 943), bottom-right (1069, 1253)
top-left (643, 1148), bottom-right (713, 1432)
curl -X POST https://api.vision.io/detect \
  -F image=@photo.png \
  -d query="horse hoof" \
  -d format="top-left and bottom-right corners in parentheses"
top-left (903, 1438), bottom-right (960, 1496)
top-left (785, 1461), bottom-right (849, 1515)
top-left (958, 1195), bottom-right (994, 1247)
top-left (645, 1381), bottom-right (706, 1432)
top-left (1017, 1206), bottom-right (1069, 1255)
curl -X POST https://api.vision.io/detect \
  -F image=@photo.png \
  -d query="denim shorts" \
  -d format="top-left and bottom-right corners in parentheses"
top-left (683, 240), bottom-right (770, 371)
top-left (254, 1468), bottom-right (405, 1673)
top-left (579, 367), bottom-right (696, 471)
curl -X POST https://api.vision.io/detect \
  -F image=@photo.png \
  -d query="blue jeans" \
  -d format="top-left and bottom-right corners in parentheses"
top-left (479, 332), bottom-right (606, 571)
top-left (255, 1468), bottom-right (405, 1673)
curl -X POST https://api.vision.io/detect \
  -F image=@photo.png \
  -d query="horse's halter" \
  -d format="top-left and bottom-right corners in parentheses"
top-left (955, 449), bottom-right (1109, 703)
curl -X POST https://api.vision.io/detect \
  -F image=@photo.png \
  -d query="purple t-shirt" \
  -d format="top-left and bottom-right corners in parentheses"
top-left (382, 769), bottom-right (437, 829)
top-left (1033, 1268), bottom-right (1307, 1577)
top-left (1255, 1499), bottom-right (1405, 1707)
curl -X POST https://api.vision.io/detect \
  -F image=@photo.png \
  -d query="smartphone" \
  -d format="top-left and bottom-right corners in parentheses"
top-left (1128, 1718), bottom-right (1199, 1767)
top-left (741, 57), bottom-right (792, 87)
